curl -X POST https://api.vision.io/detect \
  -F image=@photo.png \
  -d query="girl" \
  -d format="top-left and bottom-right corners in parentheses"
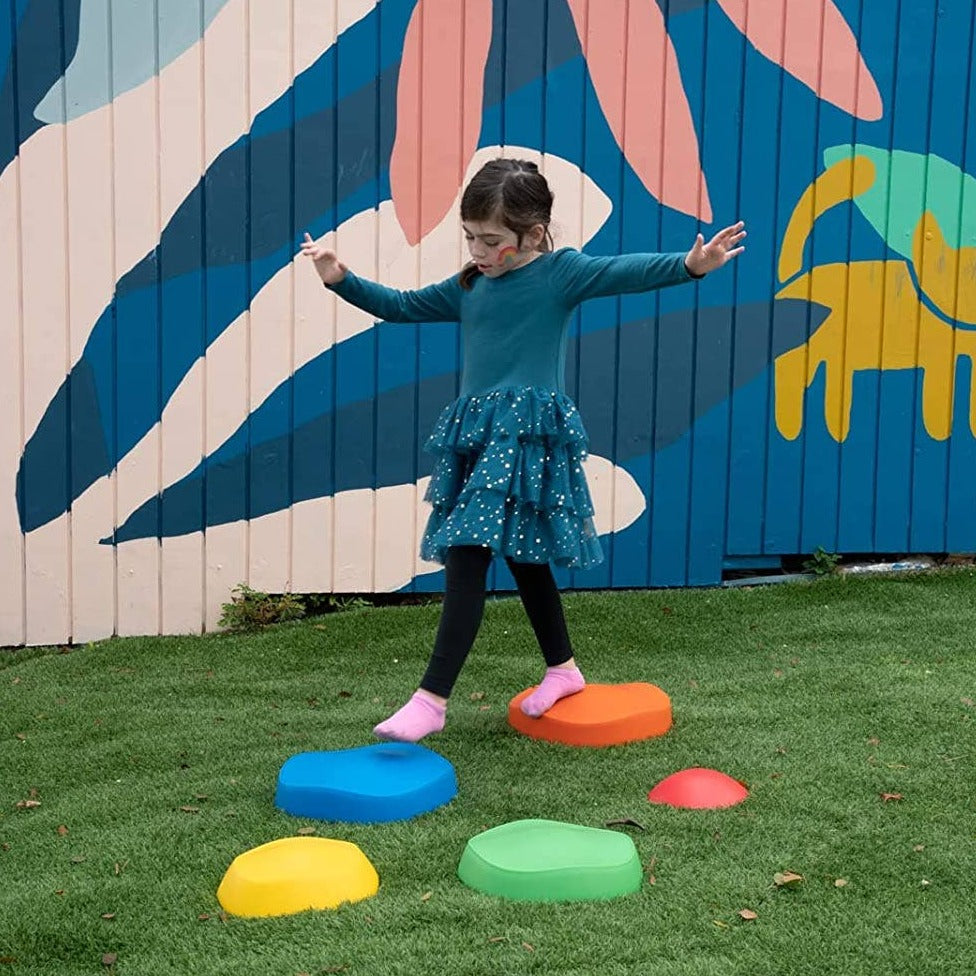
top-left (302, 158), bottom-right (744, 742)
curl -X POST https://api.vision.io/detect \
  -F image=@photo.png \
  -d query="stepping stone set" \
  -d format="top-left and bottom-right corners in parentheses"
top-left (217, 682), bottom-right (748, 916)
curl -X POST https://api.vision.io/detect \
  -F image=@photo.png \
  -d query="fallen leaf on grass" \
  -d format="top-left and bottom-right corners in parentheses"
top-left (337, 690), bottom-right (352, 698)
top-left (469, 691), bottom-right (485, 701)
top-left (54, 889), bottom-right (65, 896)
top-left (296, 827), bottom-right (317, 836)
top-left (605, 818), bottom-right (646, 831)
top-left (867, 737), bottom-right (880, 746)
top-left (738, 909), bottom-right (758, 921)
top-left (487, 936), bottom-right (507, 944)
top-left (773, 871), bottom-right (804, 888)
top-left (521, 942), bottom-right (534, 952)
top-left (101, 913), bottom-right (115, 921)
top-left (101, 953), bottom-right (117, 967)
top-left (479, 705), bottom-right (491, 711)
top-left (198, 914), bottom-right (211, 922)
top-left (57, 825), bottom-right (69, 836)
top-left (179, 806), bottom-right (200, 814)
top-left (646, 856), bottom-right (657, 885)
top-left (2, 844), bottom-right (10, 852)
top-left (913, 845), bottom-right (926, 852)
top-left (15, 799), bottom-right (40, 810)
top-left (834, 878), bottom-right (848, 888)
top-left (880, 792), bottom-right (904, 803)
top-left (420, 891), bottom-right (432, 902)
top-left (114, 861), bottom-right (128, 876)
top-left (712, 919), bottom-right (730, 928)
top-left (961, 698), bottom-right (974, 707)
top-left (14, 733), bottom-right (25, 741)
top-left (0, 957), bottom-right (17, 964)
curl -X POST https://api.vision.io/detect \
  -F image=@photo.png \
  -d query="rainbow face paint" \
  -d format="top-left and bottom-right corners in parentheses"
top-left (498, 245), bottom-right (519, 267)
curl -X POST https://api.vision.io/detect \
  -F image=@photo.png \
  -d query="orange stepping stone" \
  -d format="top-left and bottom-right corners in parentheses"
top-left (507, 682), bottom-right (672, 747)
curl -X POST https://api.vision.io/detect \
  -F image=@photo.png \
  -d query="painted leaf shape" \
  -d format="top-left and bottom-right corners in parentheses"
top-left (824, 145), bottom-right (976, 261)
top-left (566, 0), bottom-right (711, 220)
top-left (716, 0), bottom-right (882, 121)
top-left (390, 0), bottom-right (493, 245)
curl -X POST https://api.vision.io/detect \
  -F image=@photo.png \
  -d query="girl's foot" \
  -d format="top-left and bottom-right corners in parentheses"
top-left (520, 665), bottom-right (586, 717)
top-left (373, 691), bottom-right (446, 742)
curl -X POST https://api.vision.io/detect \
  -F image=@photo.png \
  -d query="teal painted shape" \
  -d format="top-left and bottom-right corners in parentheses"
top-left (34, 0), bottom-right (232, 123)
top-left (824, 145), bottom-right (976, 258)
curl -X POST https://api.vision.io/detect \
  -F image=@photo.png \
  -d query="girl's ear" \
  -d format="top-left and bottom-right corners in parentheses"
top-left (525, 222), bottom-right (546, 250)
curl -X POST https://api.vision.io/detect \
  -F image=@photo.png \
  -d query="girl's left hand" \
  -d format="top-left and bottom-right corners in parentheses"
top-left (684, 221), bottom-right (746, 276)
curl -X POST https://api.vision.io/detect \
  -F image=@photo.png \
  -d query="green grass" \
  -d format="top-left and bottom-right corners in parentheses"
top-left (1, 571), bottom-right (974, 976)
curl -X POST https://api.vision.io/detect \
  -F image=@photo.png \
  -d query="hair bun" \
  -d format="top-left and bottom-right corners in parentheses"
top-left (519, 160), bottom-right (539, 172)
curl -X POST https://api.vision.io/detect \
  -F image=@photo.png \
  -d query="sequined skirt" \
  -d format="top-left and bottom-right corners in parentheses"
top-left (419, 387), bottom-right (604, 569)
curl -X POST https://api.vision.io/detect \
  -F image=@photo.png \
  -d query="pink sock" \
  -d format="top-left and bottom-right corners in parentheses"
top-left (520, 666), bottom-right (586, 718)
top-left (373, 692), bottom-right (446, 742)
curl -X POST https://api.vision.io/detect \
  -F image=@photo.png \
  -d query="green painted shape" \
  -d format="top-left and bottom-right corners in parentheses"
top-left (457, 819), bottom-right (642, 902)
top-left (823, 145), bottom-right (976, 258)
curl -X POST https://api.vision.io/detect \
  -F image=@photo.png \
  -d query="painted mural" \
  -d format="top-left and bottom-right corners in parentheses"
top-left (2, 0), bottom-right (974, 646)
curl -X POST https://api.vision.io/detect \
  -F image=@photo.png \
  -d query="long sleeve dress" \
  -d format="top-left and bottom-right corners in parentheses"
top-left (327, 247), bottom-right (698, 569)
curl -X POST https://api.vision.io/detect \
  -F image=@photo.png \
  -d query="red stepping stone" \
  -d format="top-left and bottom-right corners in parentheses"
top-left (647, 768), bottom-right (749, 809)
top-left (507, 682), bottom-right (672, 747)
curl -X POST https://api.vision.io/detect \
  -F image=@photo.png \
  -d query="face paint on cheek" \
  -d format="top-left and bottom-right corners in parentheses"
top-left (498, 246), bottom-right (519, 267)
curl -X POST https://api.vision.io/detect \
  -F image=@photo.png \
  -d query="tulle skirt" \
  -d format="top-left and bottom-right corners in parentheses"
top-left (419, 387), bottom-right (603, 569)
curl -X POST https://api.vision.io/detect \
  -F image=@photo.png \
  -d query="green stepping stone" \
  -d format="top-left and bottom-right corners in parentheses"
top-left (457, 819), bottom-right (642, 902)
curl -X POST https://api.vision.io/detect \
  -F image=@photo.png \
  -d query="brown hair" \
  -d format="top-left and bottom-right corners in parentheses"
top-left (458, 158), bottom-right (555, 289)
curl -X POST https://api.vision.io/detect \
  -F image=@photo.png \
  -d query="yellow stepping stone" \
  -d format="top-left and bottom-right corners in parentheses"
top-left (217, 837), bottom-right (378, 917)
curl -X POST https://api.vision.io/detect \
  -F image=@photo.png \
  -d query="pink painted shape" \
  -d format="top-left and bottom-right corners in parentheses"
top-left (566, 0), bottom-right (711, 221)
top-left (390, 0), bottom-right (493, 245)
top-left (716, 0), bottom-right (882, 121)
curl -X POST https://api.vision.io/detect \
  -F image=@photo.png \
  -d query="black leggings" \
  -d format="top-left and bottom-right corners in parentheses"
top-left (420, 545), bottom-right (574, 699)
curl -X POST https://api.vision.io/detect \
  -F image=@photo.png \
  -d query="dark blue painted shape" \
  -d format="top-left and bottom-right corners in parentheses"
top-left (17, 0), bottom-right (593, 535)
top-left (16, 7), bottom-right (409, 533)
top-left (0, 0), bottom-right (32, 83)
top-left (106, 299), bottom-right (823, 544)
top-left (0, 0), bottom-right (82, 172)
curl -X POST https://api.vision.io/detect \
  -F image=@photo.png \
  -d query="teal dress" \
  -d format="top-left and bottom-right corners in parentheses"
top-left (328, 247), bottom-right (698, 569)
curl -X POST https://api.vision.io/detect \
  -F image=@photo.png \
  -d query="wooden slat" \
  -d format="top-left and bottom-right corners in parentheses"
top-left (158, 2), bottom-right (206, 635)
top-left (203, 0), bottom-right (249, 630)
top-left (64, 0), bottom-right (116, 643)
top-left (20, 42), bottom-right (71, 646)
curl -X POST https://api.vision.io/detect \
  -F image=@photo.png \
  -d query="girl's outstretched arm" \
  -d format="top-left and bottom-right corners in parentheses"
top-left (301, 232), bottom-right (462, 323)
top-left (552, 221), bottom-right (746, 306)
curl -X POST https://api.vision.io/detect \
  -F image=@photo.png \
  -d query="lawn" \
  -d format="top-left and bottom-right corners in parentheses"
top-left (1, 570), bottom-right (974, 976)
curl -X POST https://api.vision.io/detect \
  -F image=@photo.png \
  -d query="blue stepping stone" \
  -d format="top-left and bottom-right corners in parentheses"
top-left (275, 743), bottom-right (457, 823)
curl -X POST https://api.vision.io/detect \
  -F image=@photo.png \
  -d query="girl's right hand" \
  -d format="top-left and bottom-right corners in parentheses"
top-left (301, 232), bottom-right (347, 285)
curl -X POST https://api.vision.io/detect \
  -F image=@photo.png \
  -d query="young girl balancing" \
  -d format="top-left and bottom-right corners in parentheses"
top-left (302, 158), bottom-right (744, 743)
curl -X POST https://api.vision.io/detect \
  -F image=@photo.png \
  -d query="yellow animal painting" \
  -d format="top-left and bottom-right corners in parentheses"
top-left (774, 157), bottom-right (976, 442)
